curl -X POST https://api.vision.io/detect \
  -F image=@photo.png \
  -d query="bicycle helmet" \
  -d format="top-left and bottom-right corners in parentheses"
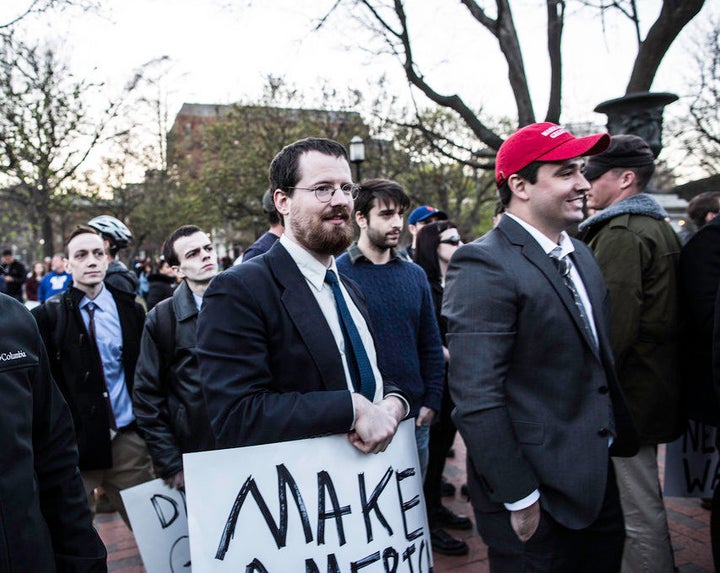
top-left (88, 215), bottom-right (132, 252)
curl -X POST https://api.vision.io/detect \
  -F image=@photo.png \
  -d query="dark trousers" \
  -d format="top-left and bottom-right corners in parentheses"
top-left (424, 380), bottom-right (457, 516)
top-left (474, 462), bottom-right (625, 573)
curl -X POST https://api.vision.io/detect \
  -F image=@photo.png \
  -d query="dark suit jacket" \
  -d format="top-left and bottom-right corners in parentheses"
top-left (32, 285), bottom-right (145, 470)
top-left (443, 216), bottom-right (637, 530)
top-left (679, 215), bottom-right (720, 424)
top-left (197, 241), bottom-right (397, 448)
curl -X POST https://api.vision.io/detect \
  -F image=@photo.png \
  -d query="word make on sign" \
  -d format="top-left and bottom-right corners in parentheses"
top-left (184, 420), bottom-right (433, 573)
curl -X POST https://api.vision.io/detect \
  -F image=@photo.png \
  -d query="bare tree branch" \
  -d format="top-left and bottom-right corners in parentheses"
top-left (461, 0), bottom-right (535, 126)
top-left (626, 0), bottom-right (705, 92)
top-left (545, 0), bottom-right (564, 123)
top-left (364, 0), bottom-right (505, 149)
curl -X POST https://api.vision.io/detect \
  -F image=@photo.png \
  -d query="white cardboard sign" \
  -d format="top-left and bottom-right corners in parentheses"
top-left (184, 420), bottom-right (432, 572)
top-left (120, 478), bottom-right (191, 572)
top-left (664, 420), bottom-right (720, 498)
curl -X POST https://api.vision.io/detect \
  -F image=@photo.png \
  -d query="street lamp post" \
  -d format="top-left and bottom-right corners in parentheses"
top-left (349, 136), bottom-right (365, 182)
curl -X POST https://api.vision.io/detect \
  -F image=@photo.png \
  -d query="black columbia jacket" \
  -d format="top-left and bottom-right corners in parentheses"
top-left (0, 294), bottom-right (107, 572)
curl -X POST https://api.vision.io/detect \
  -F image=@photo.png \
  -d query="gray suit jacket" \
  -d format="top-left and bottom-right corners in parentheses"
top-left (443, 215), bottom-right (637, 530)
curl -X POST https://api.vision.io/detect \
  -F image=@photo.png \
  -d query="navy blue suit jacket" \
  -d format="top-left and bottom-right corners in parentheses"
top-left (198, 241), bottom-right (391, 448)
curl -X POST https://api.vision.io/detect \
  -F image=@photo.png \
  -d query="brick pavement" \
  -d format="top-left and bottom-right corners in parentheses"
top-left (97, 439), bottom-right (714, 572)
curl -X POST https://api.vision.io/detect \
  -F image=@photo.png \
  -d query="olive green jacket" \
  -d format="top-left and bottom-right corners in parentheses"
top-left (579, 193), bottom-right (683, 444)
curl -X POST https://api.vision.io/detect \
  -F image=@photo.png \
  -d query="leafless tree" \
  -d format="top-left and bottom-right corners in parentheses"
top-left (318, 0), bottom-right (705, 159)
top-left (673, 17), bottom-right (720, 176)
top-left (0, 35), bottom-right (150, 256)
top-left (0, 0), bottom-right (98, 30)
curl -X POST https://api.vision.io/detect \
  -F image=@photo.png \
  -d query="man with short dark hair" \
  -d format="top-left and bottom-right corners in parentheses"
top-left (32, 226), bottom-right (153, 528)
top-left (240, 189), bottom-right (284, 263)
top-left (198, 137), bottom-right (408, 453)
top-left (686, 191), bottom-right (720, 238)
top-left (336, 179), bottom-right (468, 555)
top-left (444, 123), bottom-right (638, 572)
top-left (580, 134), bottom-right (681, 572)
top-left (1, 248), bottom-right (26, 302)
top-left (134, 225), bottom-right (219, 491)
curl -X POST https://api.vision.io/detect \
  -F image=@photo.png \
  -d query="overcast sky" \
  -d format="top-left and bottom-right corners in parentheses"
top-left (2, 0), bottom-right (716, 178)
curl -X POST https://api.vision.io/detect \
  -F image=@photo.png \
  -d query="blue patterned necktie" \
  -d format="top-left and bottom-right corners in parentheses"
top-left (548, 248), bottom-right (597, 348)
top-left (324, 269), bottom-right (376, 401)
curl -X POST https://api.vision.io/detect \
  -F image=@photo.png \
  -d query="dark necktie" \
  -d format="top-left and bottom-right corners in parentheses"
top-left (85, 302), bottom-right (118, 430)
top-left (324, 270), bottom-right (376, 401)
top-left (548, 248), bottom-right (597, 348)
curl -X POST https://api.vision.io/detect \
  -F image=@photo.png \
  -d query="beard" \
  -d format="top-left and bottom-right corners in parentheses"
top-left (289, 203), bottom-right (354, 256)
top-left (366, 224), bottom-right (398, 251)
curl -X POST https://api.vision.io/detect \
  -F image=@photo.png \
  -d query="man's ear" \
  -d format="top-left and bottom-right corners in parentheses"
top-left (619, 170), bottom-right (636, 190)
top-left (355, 210), bottom-right (367, 229)
top-left (274, 189), bottom-right (290, 217)
top-left (172, 265), bottom-right (185, 280)
top-left (508, 174), bottom-right (529, 202)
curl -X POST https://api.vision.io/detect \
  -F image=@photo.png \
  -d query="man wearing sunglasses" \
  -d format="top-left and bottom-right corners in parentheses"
top-left (443, 123), bottom-right (638, 572)
top-left (198, 138), bottom-right (408, 453)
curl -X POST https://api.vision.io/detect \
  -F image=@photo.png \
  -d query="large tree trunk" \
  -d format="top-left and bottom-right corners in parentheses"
top-left (626, 0), bottom-right (705, 93)
top-left (42, 212), bottom-right (53, 258)
top-left (545, 0), bottom-right (564, 123)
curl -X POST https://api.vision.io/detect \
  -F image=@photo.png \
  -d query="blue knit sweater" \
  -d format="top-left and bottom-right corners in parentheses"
top-left (337, 248), bottom-right (444, 416)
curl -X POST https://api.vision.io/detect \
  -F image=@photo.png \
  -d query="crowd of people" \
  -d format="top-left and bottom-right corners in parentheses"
top-left (2, 126), bottom-right (720, 572)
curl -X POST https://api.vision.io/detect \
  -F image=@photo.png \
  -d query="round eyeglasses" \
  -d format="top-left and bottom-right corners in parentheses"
top-left (287, 183), bottom-right (360, 203)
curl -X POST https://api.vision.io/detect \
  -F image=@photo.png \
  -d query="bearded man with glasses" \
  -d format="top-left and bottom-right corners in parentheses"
top-left (198, 137), bottom-right (408, 452)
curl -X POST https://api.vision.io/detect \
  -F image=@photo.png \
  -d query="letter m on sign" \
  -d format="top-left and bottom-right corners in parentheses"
top-left (215, 464), bottom-right (313, 560)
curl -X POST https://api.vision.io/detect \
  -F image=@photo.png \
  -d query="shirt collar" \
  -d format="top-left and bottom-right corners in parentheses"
top-left (504, 212), bottom-right (575, 258)
top-left (79, 283), bottom-right (111, 311)
top-left (279, 234), bottom-right (338, 292)
top-left (346, 241), bottom-right (398, 265)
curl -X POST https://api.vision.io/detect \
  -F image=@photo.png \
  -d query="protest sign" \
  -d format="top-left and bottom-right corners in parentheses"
top-left (664, 420), bottom-right (720, 498)
top-left (184, 419), bottom-right (432, 572)
top-left (120, 478), bottom-right (190, 572)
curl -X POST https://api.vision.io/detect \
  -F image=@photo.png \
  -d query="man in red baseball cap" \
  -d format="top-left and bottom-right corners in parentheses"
top-left (443, 122), bottom-right (639, 571)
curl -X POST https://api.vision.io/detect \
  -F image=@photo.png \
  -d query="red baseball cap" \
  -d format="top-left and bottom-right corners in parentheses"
top-left (495, 122), bottom-right (610, 187)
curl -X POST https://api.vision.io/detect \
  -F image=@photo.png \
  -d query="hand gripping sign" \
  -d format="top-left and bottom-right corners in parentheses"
top-left (184, 420), bottom-right (433, 573)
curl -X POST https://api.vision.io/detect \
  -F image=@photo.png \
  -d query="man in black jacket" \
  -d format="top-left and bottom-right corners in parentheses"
top-left (1, 292), bottom-right (107, 572)
top-left (32, 226), bottom-right (153, 528)
top-left (134, 225), bottom-right (219, 490)
top-left (679, 212), bottom-right (720, 569)
top-left (1, 248), bottom-right (26, 302)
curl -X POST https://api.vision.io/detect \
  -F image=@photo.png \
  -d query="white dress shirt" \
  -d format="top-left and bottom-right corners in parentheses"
top-left (279, 234), bottom-right (383, 404)
top-left (78, 285), bottom-right (135, 428)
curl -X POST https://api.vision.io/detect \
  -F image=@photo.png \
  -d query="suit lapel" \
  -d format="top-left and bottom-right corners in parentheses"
top-left (569, 243), bottom-right (609, 358)
top-left (265, 244), bottom-right (348, 391)
top-left (500, 217), bottom-right (600, 358)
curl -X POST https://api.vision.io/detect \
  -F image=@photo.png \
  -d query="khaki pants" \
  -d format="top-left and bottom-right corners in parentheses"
top-left (612, 445), bottom-right (675, 573)
top-left (82, 429), bottom-right (154, 529)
